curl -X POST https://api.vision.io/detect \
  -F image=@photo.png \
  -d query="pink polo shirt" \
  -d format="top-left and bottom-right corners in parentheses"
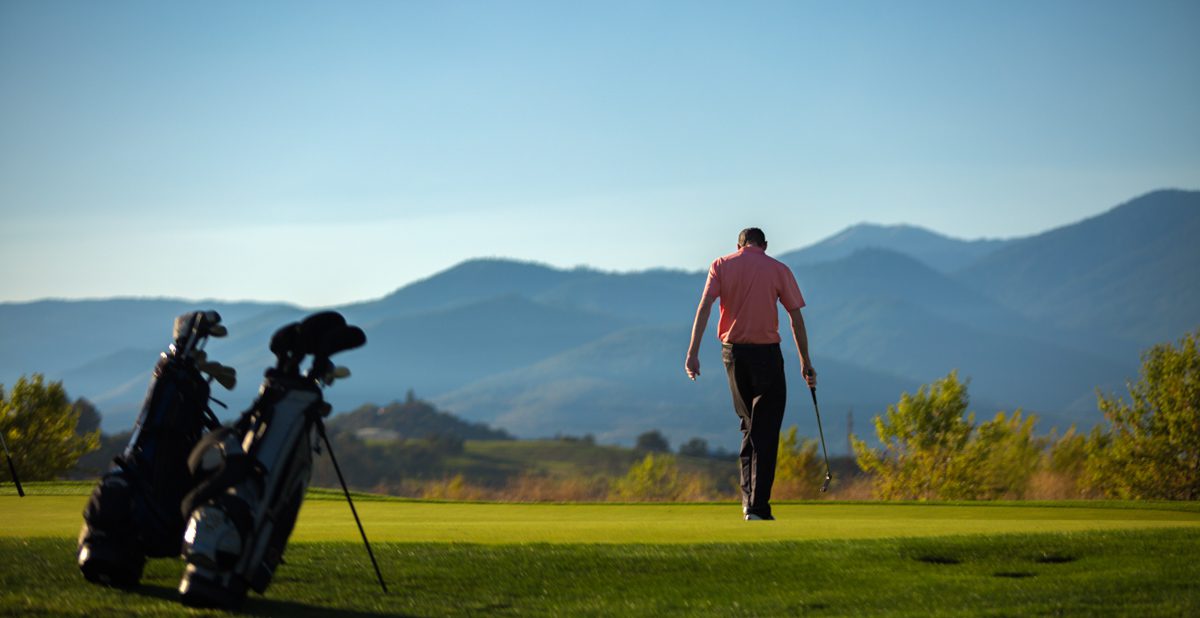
top-left (702, 245), bottom-right (805, 344)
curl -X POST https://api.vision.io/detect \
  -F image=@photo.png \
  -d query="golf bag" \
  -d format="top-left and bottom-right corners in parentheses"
top-left (78, 311), bottom-right (236, 586)
top-left (178, 311), bottom-right (366, 608)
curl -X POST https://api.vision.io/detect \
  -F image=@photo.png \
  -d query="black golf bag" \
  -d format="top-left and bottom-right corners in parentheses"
top-left (78, 310), bottom-right (236, 586)
top-left (178, 311), bottom-right (366, 608)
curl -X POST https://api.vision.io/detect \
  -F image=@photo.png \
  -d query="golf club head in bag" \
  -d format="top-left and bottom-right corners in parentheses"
top-left (179, 312), bottom-right (366, 608)
top-left (78, 311), bottom-right (234, 587)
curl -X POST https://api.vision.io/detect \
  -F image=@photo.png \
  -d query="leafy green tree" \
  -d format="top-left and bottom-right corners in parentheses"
top-left (1, 375), bottom-right (99, 482)
top-left (609, 453), bottom-right (684, 501)
top-left (947, 411), bottom-right (1044, 500)
top-left (427, 432), bottom-right (465, 455)
top-left (678, 437), bottom-right (709, 458)
top-left (72, 430), bottom-right (130, 479)
top-left (1045, 426), bottom-right (1093, 498)
top-left (773, 426), bottom-right (824, 499)
top-left (1085, 330), bottom-right (1200, 500)
top-left (852, 372), bottom-right (1045, 500)
top-left (634, 429), bottom-right (671, 453)
top-left (852, 372), bottom-right (974, 500)
top-left (72, 398), bottom-right (102, 437)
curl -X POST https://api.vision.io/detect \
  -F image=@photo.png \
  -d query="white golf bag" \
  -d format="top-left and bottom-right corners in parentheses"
top-left (177, 311), bottom-right (367, 607)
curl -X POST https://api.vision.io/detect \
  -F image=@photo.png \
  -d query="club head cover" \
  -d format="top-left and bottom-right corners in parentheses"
top-left (270, 322), bottom-right (302, 367)
top-left (173, 310), bottom-right (225, 341)
top-left (173, 312), bottom-right (201, 342)
top-left (318, 325), bottom-right (367, 358)
top-left (297, 312), bottom-right (349, 356)
top-left (201, 310), bottom-right (222, 328)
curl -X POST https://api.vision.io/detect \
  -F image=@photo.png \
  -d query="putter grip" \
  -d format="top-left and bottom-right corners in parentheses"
top-left (5, 456), bottom-right (23, 497)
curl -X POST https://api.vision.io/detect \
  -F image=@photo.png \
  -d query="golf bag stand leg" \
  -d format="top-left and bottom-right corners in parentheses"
top-left (1, 432), bottom-right (24, 498)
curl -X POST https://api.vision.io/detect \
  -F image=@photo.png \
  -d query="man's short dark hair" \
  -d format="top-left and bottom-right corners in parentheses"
top-left (739, 227), bottom-right (767, 247)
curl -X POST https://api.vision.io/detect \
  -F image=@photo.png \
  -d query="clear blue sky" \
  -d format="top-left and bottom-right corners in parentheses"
top-left (2, 1), bottom-right (1197, 306)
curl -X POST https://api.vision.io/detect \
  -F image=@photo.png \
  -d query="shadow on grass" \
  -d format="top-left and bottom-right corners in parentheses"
top-left (130, 583), bottom-right (415, 617)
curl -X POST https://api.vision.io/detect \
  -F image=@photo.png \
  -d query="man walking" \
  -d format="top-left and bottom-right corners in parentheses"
top-left (685, 227), bottom-right (816, 521)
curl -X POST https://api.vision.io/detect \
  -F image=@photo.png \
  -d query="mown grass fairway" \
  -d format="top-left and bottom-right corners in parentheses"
top-left (2, 483), bottom-right (1198, 616)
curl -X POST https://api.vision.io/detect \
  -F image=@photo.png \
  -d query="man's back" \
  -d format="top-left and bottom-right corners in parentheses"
top-left (703, 245), bottom-right (804, 345)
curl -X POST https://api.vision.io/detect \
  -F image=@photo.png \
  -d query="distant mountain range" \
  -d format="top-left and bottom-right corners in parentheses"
top-left (778, 223), bottom-right (1011, 273)
top-left (2, 189), bottom-right (1197, 453)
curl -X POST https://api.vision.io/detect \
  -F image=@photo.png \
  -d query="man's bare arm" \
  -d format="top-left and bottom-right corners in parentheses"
top-left (685, 296), bottom-right (716, 380)
top-left (787, 307), bottom-right (817, 387)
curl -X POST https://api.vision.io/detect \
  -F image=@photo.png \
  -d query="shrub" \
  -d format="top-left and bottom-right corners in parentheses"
top-left (1085, 330), bottom-right (1200, 500)
top-left (1, 375), bottom-right (98, 482)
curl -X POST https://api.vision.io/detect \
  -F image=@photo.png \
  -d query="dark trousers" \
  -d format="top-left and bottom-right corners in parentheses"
top-left (722, 343), bottom-right (786, 517)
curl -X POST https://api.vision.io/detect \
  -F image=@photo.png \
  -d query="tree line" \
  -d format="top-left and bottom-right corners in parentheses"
top-left (852, 329), bottom-right (1199, 501)
top-left (3, 329), bottom-right (1196, 501)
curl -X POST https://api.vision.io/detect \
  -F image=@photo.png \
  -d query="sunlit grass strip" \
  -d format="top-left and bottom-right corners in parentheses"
top-left (5, 492), bottom-right (1199, 544)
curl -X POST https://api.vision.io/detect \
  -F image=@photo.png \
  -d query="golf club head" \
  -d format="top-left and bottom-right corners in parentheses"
top-left (322, 365), bottom-right (351, 385)
top-left (821, 471), bottom-right (832, 493)
top-left (199, 362), bottom-right (237, 391)
top-left (208, 324), bottom-right (228, 338)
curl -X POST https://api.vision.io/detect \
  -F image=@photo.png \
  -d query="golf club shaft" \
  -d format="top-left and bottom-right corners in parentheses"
top-left (0, 432), bottom-right (24, 497)
top-left (318, 422), bottom-right (387, 593)
top-left (808, 386), bottom-right (832, 491)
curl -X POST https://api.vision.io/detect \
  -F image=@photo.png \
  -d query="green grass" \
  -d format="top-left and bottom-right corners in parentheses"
top-left (2, 483), bottom-right (1199, 616)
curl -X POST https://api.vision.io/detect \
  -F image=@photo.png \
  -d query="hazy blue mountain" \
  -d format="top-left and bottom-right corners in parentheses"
top-left (53, 294), bottom-right (632, 431)
top-left (778, 223), bottom-right (1011, 272)
top-left (790, 248), bottom-right (1131, 359)
top-left (338, 259), bottom-right (580, 325)
top-left (532, 268), bottom-right (703, 325)
top-left (435, 325), bottom-right (921, 454)
top-left (2, 189), bottom-right (1192, 448)
top-left (0, 298), bottom-right (298, 428)
top-left (959, 189), bottom-right (1200, 347)
top-left (0, 298), bottom-right (294, 381)
top-left (330, 294), bottom-right (631, 407)
top-left (791, 249), bottom-right (1019, 326)
top-left (58, 348), bottom-right (161, 408)
top-left (804, 297), bottom-right (1130, 429)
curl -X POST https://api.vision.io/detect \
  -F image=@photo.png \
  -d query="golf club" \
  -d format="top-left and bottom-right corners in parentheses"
top-left (808, 386), bottom-right (832, 493)
top-left (198, 361), bottom-right (237, 391)
top-left (1, 430), bottom-right (25, 497)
